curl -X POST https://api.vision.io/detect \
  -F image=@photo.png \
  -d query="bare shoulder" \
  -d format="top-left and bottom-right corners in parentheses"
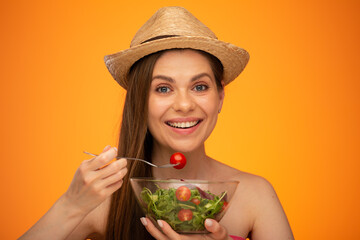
top-left (235, 173), bottom-right (294, 240)
top-left (211, 159), bottom-right (273, 191)
top-left (210, 160), bottom-right (279, 200)
top-left (235, 171), bottom-right (276, 198)
top-left (212, 162), bottom-right (293, 239)
top-left (65, 198), bottom-right (110, 240)
top-left (234, 172), bottom-right (283, 219)
top-left (222, 169), bottom-right (278, 217)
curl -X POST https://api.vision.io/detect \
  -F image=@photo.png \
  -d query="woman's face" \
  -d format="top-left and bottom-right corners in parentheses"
top-left (147, 49), bottom-right (224, 153)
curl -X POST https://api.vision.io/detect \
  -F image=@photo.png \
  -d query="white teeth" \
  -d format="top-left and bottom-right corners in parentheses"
top-left (167, 121), bottom-right (199, 129)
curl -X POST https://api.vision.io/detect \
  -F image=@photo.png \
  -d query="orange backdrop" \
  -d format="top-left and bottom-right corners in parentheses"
top-left (1, 0), bottom-right (359, 239)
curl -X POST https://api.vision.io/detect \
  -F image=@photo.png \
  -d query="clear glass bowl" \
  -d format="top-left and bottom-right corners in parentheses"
top-left (130, 177), bottom-right (239, 233)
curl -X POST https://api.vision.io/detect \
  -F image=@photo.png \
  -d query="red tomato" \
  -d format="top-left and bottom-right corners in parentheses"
top-left (191, 198), bottom-right (200, 205)
top-left (221, 201), bottom-right (229, 211)
top-left (170, 152), bottom-right (186, 169)
top-left (178, 209), bottom-right (193, 221)
top-left (176, 186), bottom-right (191, 201)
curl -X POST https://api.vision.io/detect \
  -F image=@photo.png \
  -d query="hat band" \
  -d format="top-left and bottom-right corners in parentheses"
top-left (141, 35), bottom-right (180, 44)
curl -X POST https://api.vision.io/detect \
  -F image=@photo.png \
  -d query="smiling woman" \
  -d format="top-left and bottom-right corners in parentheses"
top-left (148, 49), bottom-right (224, 153)
top-left (18, 6), bottom-right (294, 240)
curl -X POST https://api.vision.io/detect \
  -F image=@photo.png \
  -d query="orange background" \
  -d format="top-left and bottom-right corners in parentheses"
top-left (1, 0), bottom-right (359, 239)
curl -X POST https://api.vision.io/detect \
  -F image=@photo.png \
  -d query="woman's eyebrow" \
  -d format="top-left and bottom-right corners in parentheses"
top-left (152, 75), bottom-right (174, 82)
top-left (190, 73), bottom-right (212, 82)
top-left (152, 73), bottom-right (212, 82)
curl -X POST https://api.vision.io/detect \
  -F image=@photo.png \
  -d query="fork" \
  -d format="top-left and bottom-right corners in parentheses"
top-left (83, 151), bottom-right (179, 168)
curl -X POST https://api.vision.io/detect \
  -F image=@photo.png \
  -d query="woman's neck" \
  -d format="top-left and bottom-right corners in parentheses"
top-left (151, 144), bottom-right (214, 180)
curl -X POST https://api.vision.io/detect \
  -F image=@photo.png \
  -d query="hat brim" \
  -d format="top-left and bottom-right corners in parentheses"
top-left (104, 36), bottom-right (249, 89)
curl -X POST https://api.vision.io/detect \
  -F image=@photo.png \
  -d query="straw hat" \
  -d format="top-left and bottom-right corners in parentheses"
top-left (104, 6), bottom-right (249, 89)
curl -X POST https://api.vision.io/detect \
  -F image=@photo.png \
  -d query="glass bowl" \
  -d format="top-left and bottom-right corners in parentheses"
top-left (130, 177), bottom-right (239, 233)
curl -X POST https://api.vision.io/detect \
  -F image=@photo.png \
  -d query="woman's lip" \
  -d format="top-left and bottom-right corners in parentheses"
top-left (165, 117), bottom-right (202, 122)
top-left (166, 121), bottom-right (201, 135)
top-left (166, 120), bottom-right (201, 129)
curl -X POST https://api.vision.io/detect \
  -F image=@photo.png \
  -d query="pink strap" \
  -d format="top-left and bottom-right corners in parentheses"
top-left (229, 235), bottom-right (246, 240)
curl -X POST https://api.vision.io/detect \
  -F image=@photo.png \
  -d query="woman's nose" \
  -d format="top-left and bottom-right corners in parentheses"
top-left (172, 91), bottom-right (195, 113)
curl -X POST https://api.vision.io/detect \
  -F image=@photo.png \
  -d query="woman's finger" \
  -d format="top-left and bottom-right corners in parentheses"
top-left (141, 217), bottom-right (168, 240)
top-left (95, 158), bottom-right (127, 180)
top-left (204, 219), bottom-right (228, 240)
top-left (101, 179), bottom-right (124, 196)
top-left (99, 166), bottom-right (128, 188)
top-left (156, 220), bottom-right (181, 240)
top-left (88, 147), bottom-right (118, 170)
top-left (101, 145), bottom-right (112, 153)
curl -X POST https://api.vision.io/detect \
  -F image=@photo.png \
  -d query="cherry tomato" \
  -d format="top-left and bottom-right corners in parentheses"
top-left (176, 186), bottom-right (191, 201)
top-left (178, 209), bottom-right (193, 221)
top-left (191, 198), bottom-right (200, 205)
top-left (221, 201), bottom-right (229, 211)
top-left (170, 152), bottom-right (186, 169)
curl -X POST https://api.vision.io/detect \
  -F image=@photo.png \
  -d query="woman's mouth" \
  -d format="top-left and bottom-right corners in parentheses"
top-left (166, 120), bottom-right (201, 129)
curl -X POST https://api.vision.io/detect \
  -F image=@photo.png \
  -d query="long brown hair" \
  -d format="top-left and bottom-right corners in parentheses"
top-left (105, 49), bottom-right (223, 240)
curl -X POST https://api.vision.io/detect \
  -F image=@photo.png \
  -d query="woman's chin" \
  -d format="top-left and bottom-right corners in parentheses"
top-left (167, 141), bottom-right (203, 154)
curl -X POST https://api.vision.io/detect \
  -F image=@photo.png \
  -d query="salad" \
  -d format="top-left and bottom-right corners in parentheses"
top-left (140, 184), bottom-right (228, 232)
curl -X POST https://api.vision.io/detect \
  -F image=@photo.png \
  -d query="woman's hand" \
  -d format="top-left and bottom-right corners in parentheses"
top-left (63, 145), bottom-right (128, 215)
top-left (19, 146), bottom-right (128, 240)
top-left (141, 217), bottom-right (231, 240)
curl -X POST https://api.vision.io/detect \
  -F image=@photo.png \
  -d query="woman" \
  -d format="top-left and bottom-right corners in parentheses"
top-left (19, 6), bottom-right (294, 240)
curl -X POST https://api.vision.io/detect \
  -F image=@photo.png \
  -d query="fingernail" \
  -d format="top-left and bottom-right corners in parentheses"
top-left (205, 219), bottom-right (213, 227)
top-left (157, 220), bottom-right (163, 228)
top-left (113, 147), bottom-right (118, 152)
top-left (103, 145), bottom-right (111, 152)
top-left (140, 217), bottom-right (147, 226)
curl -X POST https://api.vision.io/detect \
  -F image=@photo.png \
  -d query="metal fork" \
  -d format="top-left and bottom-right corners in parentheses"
top-left (83, 151), bottom-right (179, 168)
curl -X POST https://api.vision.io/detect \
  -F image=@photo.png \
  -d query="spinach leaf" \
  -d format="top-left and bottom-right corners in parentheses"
top-left (140, 185), bottom-right (227, 232)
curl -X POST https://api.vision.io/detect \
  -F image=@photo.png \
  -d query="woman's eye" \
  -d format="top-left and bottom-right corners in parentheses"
top-left (194, 85), bottom-right (208, 91)
top-left (156, 86), bottom-right (171, 93)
